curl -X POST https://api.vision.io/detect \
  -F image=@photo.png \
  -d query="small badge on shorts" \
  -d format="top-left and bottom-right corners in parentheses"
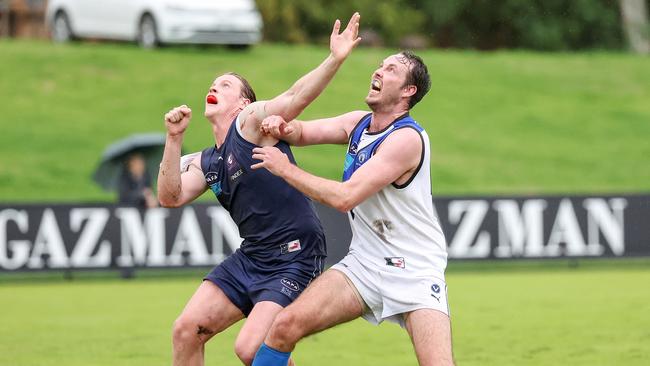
top-left (280, 240), bottom-right (301, 254)
top-left (280, 278), bottom-right (300, 297)
top-left (431, 283), bottom-right (441, 302)
top-left (384, 257), bottom-right (405, 268)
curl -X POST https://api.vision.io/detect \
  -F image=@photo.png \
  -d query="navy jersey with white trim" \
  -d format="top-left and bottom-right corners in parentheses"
top-left (201, 119), bottom-right (326, 263)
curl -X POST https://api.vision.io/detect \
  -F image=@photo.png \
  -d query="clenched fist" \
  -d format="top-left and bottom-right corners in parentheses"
top-left (260, 115), bottom-right (294, 138)
top-left (164, 105), bottom-right (192, 136)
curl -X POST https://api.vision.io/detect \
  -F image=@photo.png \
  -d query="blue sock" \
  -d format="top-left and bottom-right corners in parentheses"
top-left (252, 342), bottom-right (291, 366)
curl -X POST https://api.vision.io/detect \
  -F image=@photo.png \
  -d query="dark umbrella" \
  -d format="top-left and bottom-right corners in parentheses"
top-left (92, 132), bottom-right (179, 192)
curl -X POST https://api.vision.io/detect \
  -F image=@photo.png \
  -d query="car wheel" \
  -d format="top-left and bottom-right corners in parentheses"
top-left (52, 11), bottom-right (74, 43)
top-left (138, 15), bottom-right (159, 49)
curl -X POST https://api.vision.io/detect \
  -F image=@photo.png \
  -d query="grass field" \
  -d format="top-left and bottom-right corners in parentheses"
top-left (1, 40), bottom-right (649, 202)
top-left (1, 265), bottom-right (649, 365)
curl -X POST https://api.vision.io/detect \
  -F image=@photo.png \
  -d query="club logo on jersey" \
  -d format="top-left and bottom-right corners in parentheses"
top-left (205, 172), bottom-right (219, 185)
top-left (226, 153), bottom-right (241, 171)
top-left (280, 278), bottom-right (300, 292)
top-left (280, 240), bottom-right (301, 254)
top-left (358, 151), bottom-right (368, 164)
top-left (384, 257), bottom-right (405, 268)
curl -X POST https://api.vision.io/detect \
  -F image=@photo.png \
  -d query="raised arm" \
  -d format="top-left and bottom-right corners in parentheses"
top-left (157, 105), bottom-right (208, 208)
top-left (251, 128), bottom-right (423, 212)
top-left (259, 110), bottom-right (368, 146)
top-left (239, 13), bottom-right (361, 136)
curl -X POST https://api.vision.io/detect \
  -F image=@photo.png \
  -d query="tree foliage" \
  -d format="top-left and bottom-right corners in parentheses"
top-left (255, 0), bottom-right (625, 50)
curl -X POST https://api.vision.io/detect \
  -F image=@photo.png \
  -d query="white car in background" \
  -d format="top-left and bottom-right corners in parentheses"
top-left (45, 0), bottom-right (263, 48)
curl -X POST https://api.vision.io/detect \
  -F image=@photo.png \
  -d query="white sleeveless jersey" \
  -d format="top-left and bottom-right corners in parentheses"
top-left (344, 115), bottom-right (448, 278)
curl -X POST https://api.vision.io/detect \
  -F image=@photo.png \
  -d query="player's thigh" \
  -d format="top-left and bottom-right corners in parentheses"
top-left (176, 280), bottom-right (245, 341)
top-left (404, 309), bottom-right (454, 366)
top-left (285, 268), bottom-right (365, 335)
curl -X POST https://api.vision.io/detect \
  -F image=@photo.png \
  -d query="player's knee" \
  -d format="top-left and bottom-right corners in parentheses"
top-left (172, 316), bottom-right (212, 348)
top-left (172, 317), bottom-right (197, 347)
top-left (268, 311), bottom-right (303, 347)
top-left (233, 338), bottom-right (257, 366)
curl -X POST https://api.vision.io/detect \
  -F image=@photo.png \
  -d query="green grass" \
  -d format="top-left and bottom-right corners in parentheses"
top-left (1, 266), bottom-right (649, 365)
top-left (0, 40), bottom-right (649, 202)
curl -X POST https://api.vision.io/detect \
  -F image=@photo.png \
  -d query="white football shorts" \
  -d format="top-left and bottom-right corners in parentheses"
top-left (332, 251), bottom-right (450, 328)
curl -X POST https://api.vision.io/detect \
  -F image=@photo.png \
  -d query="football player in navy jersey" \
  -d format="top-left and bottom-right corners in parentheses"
top-left (157, 13), bottom-right (361, 366)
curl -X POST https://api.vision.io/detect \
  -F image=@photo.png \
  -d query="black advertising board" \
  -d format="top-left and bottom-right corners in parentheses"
top-left (1, 194), bottom-right (648, 272)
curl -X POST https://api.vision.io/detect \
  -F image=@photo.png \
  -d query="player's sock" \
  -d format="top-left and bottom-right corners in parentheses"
top-left (252, 342), bottom-right (291, 366)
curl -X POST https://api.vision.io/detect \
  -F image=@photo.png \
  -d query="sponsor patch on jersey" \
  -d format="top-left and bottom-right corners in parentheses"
top-left (280, 278), bottom-right (300, 292)
top-left (205, 171), bottom-right (219, 185)
top-left (230, 168), bottom-right (244, 182)
top-left (280, 240), bottom-right (301, 254)
top-left (384, 256), bottom-right (405, 268)
top-left (209, 182), bottom-right (222, 196)
top-left (343, 154), bottom-right (354, 171)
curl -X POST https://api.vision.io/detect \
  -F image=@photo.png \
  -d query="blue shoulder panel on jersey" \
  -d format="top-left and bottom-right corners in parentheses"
top-left (342, 113), bottom-right (422, 182)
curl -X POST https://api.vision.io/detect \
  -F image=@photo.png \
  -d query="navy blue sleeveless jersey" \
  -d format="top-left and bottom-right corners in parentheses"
top-left (201, 118), bottom-right (326, 265)
top-left (343, 113), bottom-right (423, 181)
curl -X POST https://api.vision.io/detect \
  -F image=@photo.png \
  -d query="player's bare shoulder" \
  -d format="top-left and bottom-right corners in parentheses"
top-left (378, 127), bottom-right (423, 167)
top-left (238, 101), bottom-right (279, 146)
top-left (239, 101), bottom-right (268, 130)
top-left (342, 110), bottom-right (371, 136)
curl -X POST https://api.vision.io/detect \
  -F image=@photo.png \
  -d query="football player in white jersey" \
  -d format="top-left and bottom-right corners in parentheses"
top-left (250, 52), bottom-right (454, 366)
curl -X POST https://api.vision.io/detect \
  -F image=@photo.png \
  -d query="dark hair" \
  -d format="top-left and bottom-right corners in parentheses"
top-left (225, 72), bottom-right (257, 103)
top-left (399, 51), bottom-right (431, 109)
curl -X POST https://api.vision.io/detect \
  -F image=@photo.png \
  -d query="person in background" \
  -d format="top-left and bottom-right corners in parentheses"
top-left (118, 153), bottom-right (158, 208)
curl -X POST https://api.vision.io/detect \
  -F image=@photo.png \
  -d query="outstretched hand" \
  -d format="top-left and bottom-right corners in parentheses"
top-left (330, 12), bottom-right (362, 62)
top-left (251, 146), bottom-right (291, 177)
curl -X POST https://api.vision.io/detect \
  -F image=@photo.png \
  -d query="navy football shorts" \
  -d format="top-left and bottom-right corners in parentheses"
top-left (204, 249), bottom-right (325, 316)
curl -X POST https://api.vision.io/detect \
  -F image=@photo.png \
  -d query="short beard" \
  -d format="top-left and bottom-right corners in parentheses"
top-left (365, 95), bottom-right (398, 114)
top-left (365, 96), bottom-right (380, 112)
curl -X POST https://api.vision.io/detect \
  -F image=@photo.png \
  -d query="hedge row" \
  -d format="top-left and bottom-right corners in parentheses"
top-left (255, 0), bottom-right (625, 50)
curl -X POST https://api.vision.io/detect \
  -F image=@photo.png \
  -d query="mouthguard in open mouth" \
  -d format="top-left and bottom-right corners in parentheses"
top-left (371, 79), bottom-right (382, 91)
